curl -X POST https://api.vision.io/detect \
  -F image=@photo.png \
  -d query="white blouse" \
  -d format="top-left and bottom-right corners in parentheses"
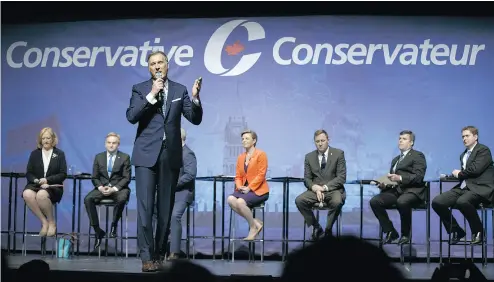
top-left (42, 148), bottom-right (53, 177)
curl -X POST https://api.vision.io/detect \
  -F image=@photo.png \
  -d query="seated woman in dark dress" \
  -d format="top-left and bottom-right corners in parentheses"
top-left (23, 127), bottom-right (67, 237)
top-left (227, 129), bottom-right (269, 241)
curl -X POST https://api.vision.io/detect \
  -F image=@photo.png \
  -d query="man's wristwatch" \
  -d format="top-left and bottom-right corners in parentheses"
top-left (34, 179), bottom-right (39, 184)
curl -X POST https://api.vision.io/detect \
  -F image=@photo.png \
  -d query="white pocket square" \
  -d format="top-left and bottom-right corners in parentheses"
top-left (171, 98), bottom-right (181, 102)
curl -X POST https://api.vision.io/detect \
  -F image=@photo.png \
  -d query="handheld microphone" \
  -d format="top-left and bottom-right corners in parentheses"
top-left (155, 71), bottom-right (163, 101)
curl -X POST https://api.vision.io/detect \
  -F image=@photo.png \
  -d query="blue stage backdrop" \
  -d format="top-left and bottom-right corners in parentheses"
top-left (2, 16), bottom-right (494, 258)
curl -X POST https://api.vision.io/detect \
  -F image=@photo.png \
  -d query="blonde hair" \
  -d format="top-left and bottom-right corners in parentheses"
top-left (106, 132), bottom-right (121, 144)
top-left (37, 127), bottom-right (58, 149)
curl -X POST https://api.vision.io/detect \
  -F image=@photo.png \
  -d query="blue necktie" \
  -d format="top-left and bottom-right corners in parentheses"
top-left (460, 150), bottom-right (472, 188)
top-left (108, 155), bottom-right (114, 175)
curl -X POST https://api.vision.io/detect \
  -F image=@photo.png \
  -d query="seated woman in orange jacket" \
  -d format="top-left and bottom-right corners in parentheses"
top-left (227, 129), bottom-right (269, 241)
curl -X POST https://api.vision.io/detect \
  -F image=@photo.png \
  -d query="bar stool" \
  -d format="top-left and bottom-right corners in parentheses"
top-left (22, 203), bottom-right (58, 257)
top-left (302, 203), bottom-right (343, 247)
top-left (86, 199), bottom-right (128, 257)
top-left (369, 182), bottom-right (431, 265)
top-left (228, 203), bottom-right (265, 262)
top-left (447, 203), bottom-right (493, 266)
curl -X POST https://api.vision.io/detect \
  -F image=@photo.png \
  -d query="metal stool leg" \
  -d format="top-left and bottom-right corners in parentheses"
top-left (125, 206), bottom-right (129, 258)
top-left (186, 205), bottom-right (190, 259)
top-left (22, 204), bottom-right (27, 256)
top-left (261, 207), bottom-right (265, 262)
top-left (192, 203), bottom-right (196, 259)
top-left (426, 205), bottom-right (431, 264)
top-left (230, 209), bottom-right (236, 262)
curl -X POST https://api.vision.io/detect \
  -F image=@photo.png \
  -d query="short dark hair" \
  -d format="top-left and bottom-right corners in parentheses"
top-left (147, 51), bottom-right (168, 63)
top-left (462, 125), bottom-right (478, 136)
top-left (399, 130), bottom-right (415, 146)
top-left (313, 129), bottom-right (329, 140)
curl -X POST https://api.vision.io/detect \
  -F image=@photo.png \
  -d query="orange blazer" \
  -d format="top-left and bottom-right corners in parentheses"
top-left (235, 149), bottom-right (269, 196)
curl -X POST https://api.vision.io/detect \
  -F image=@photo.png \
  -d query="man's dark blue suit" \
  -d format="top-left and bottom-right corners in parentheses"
top-left (126, 78), bottom-right (202, 262)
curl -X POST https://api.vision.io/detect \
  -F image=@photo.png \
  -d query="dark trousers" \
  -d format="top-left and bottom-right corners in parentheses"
top-left (432, 187), bottom-right (488, 234)
top-left (369, 191), bottom-right (421, 236)
top-left (169, 189), bottom-right (193, 254)
top-left (135, 144), bottom-right (180, 262)
top-left (84, 188), bottom-right (130, 230)
top-left (295, 190), bottom-right (345, 231)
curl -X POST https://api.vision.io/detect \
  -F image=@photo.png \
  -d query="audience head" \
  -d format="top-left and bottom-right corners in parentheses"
top-left (281, 235), bottom-right (405, 282)
top-left (37, 127), bottom-right (58, 150)
top-left (17, 259), bottom-right (50, 282)
top-left (160, 260), bottom-right (216, 282)
top-left (241, 129), bottom-right (257, 150)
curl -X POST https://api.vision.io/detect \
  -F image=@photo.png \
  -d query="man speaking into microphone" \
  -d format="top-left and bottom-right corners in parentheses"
top-left (126, 51), bottom-right (203, 272)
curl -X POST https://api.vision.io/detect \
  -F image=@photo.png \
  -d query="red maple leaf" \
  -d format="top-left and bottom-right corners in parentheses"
top-left (225, 40), bottom-right (244, 55)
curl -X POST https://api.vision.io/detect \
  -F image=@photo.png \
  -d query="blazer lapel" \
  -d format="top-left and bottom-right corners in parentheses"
top-left (101, 153), bottom-right (110, 178)
top-left (325, 148), bottom-right (336, 172)
top-left (390, 155), bottom-right (400, 173)
top-left (111, 152), bottom-right (123, 176)
top-left (164, 81), bottom-right (176, 121)
top-left (310, 151), bottom-right (319, 172)
top-left (465, 146), bottom-right (477, 167)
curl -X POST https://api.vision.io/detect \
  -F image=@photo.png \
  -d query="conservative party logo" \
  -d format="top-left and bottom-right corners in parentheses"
top-left (204, 19), bottom-right (265, 77)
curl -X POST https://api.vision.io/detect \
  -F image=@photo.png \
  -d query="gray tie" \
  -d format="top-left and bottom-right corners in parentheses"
top-left (460, 150), bottom-right (472, 188)
top-left (393, 153), bottom-right (405, 173)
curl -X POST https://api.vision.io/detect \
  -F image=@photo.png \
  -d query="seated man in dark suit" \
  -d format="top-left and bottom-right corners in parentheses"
top-left (432, 126), bottom-right (494, 245)
top-left (84, 132), bottom-right (132, 249)
top-left (370, 130), bottom-right (427, 245)
top-left (167, 128), bottom-right (196, 260)
top-left (295, 129), bottom-right (347, 239)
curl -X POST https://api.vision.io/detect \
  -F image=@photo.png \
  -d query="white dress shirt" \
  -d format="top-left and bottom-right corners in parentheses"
top-left (42, 148), bottom-right (53, 178)
top-left (460, 143), bottom-right (476, 188)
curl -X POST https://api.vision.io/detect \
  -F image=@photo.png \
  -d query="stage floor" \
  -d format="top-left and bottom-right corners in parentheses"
top-left (6, 254), bottom-right (494, 280)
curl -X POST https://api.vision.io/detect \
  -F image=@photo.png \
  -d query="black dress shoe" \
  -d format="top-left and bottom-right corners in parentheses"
top-left (109, 225), bottom-right (117, 238)
top-left (382, 230), bottom-right (399, 244)
top-left (398, 235), bottom-right (410, 245)
top-left (324, 229), bottom-right (334, 237)
top-left (471, 232), bottom-right (483, 245)
top-left (450, 229), bottom-right (466, 244)
top-left (167, 253), bottom-right (179, 260)
top-left (93, 230), bottom-right (106, 249)
top-left (311, 226), bottom-right (324, 240)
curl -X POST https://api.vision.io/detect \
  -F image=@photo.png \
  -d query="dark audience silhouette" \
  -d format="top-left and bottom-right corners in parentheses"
top-left (281, 235), bottom-right (406, 281)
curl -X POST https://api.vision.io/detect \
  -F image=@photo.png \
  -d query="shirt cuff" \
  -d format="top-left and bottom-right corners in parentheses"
top-left (112, 187), bottom-right (119, 192)
top-left (323, 185), bottom-right (329, 191)
top-left (192, 98), bottom-right (200, 106)
top-left (146, 92), bottom-right (158, 105)
top-left (399, 175), bottom-right (403, 182)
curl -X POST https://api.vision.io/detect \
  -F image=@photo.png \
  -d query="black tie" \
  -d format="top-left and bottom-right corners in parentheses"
top-left (321, 154), bottom-right (326, 170)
